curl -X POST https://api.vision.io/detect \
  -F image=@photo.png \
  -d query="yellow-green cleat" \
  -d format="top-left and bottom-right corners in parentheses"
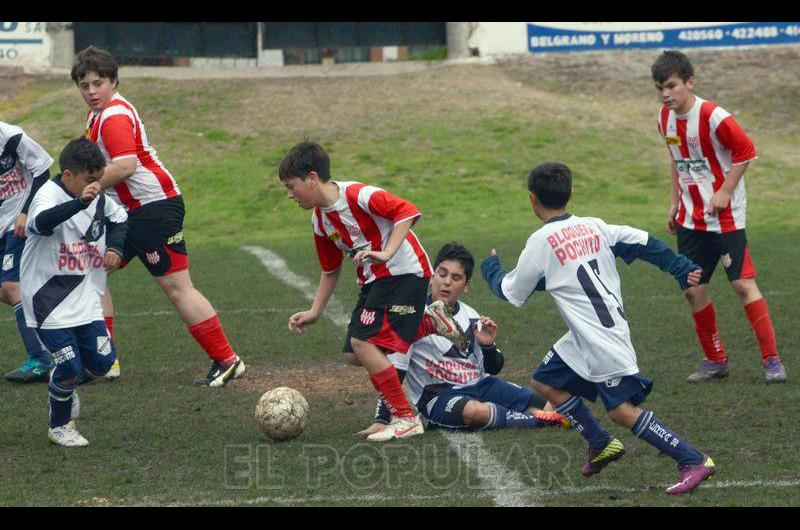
top-left (582, 438), bottom-right (625, 477)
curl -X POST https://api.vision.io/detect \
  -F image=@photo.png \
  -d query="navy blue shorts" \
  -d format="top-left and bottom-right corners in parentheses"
top-left (0, 231), bottom-right (25, 283)
top-left (533, 349), bottom-right (653, 412)
top-left (39, 320), bottom-right (117, 383)
top-left (420, 376), bottom-right (535, 430)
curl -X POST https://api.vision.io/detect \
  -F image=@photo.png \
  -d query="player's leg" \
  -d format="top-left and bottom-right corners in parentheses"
top-left (475, 376), bottom-right (565, 429)
top-left (41, 328), bottom-right (88, 447)
top-left (722, 230), bottom-right (785, 382)
top-left (602, 378), bottom-right (714, 495)
top-left (678, 227), bottom-right (729, 382)
top-left (356, 352), bottom-right (406, 437)
top-left (2, 233), bottom-right (51, 383)
top-left (355, 275), bottom-right (428, 441)
top-left (100, 288), bottom-right (120, 379)
top-left (533, 348), bottom-right (624, 476)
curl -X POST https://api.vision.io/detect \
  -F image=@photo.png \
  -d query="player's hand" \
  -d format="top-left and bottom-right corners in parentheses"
top-left (288, 310), bottom-right (319, 334)
top-left (104, 250), bottom-right (122, 272)
top-left (355, 423), bottom-right (387, 437)
top-left (666, 204), bottom-right (678, 235)
top-left (80, 182), bottom-right (102, 203)
top-left (13, 213), bottom-right (27, 238)
top-left (352, 250), bottom-right (389, 265)
top-left (706, 189), bottom-right (731, 217)
top-left (475, 316), bottom-right (499, 346)
top-left (686, 268), bottom-right (703, 287)
top-left (490, 248), bottom-right (498, 256)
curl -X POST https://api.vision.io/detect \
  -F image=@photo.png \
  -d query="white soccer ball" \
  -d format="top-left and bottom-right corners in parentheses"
top-left (255, 387), bottom-right (309, 441)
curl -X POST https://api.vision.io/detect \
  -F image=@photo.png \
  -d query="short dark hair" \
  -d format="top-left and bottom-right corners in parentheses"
top-left (434, 242), bottom-right (475, 281)
top-left (527, 162), bottom-right (572, 209)
top-left (651, 50), bottom-right (694, 84)
top-left (71, 45), bottom-right (119, 85)
top-left (59, 137), bottom-right (106, 175)
top-left (278, 140), bottom-right (331, 182)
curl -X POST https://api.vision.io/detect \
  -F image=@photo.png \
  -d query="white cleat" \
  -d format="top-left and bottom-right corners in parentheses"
top-left (424, 299), bottom-right (469, 351)
top-left (367, 415), bottom-right (424, 442)
top-left (48, 421), bottom-right (89, 447)
top-left (105, 359), bottom-right (121, 380)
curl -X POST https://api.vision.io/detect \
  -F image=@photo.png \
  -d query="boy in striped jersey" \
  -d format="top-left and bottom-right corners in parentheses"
top-left (652, 50), bottom-right (786, 384)
top-left (71, 46), bottom-right (243, 386)
top-left (1, 122), bottom-right (53, 382)
top-left (281, 140), bottom-right (468, 441)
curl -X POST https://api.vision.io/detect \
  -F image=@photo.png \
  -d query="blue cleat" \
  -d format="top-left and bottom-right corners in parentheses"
top-left (5, 359), bottom-right (52, 383)
top-left (763, 356), bottom-right (787, 384)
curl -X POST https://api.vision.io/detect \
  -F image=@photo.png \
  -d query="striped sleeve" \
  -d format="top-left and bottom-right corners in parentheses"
top-left (713, 114), bottom-right (757, 165)
top-left (361, 187), bottom-right (421, 226)
top-left (312, 210), bottom-right (343, 273)
top-left (100, 113), bottom-right (137, 160)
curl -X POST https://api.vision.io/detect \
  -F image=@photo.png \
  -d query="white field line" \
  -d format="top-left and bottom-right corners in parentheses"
top-left (241, 246), bottom-right (350, 328)
top-left (241, 245), bottom-right (535, 507)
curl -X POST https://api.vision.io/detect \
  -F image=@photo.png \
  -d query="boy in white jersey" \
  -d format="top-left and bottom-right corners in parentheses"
top-left (1, 122), bottom-right (54, 382)
top-left (21, 138), bottom-right (128, 447)
top-left (71, 46), bottom-right (243, 386)
top-left (652, 50), bottom-right (785, 384)
top-left (280, 140), bottom-right (467, 441)
top-left (357, 242), bottom-right (565, 439)
top-left (481, 162), bottom-right (715, 495)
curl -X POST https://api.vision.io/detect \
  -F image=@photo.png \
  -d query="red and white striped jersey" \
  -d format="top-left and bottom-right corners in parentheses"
top-left (312, 181), bottom-right (432, 285)
top-left (658, 96), bottom-right (757, 233)
top-left (85, 93), bottom-right (180, 212)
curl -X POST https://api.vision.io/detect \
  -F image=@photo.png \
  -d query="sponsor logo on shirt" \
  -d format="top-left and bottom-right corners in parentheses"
top-left (389, 304), bottom-right (416, 315)
top-left (687, 136), bottom-right (701, 149)
top-left (345, 223), bottom-right (360, 238)
top-left (665, 136), bottom-right (681, 146)
top-left (58, 242), bottom-right (104, 271)
top-left (166, 231), bottom-right (184, 245)
top-left (0, 167), bottom-right (26, 199)
top-left (360, 308), bottom-right (376, 326)
top-left (97, 336), bottom-right (112, 356)
top-left (2, 254), bottom-right (12, 271)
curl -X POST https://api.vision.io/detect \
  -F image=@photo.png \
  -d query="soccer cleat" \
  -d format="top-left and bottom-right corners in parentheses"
top-left (533, 409), bottom-right (568, 428)
top-left (193, 356), bottom-right (246, 387)
top-left (686, 359), bottom-right (729, 383)
top-left (366, 415), bottom-right (424, 442)
top-left (763, 356), bottom-right (787, 384)
top-left (48, 421), bottom-right (89, 447)
top-left (665, 455), bottom-right (716, 495)
top-left (104, 359), bottom-right (121, 380)
top-left (582, 438), bottom-right (625, 477)
top-left (424, 299), bottom-right (469, 351)
top-left (4, 358), bottom-right (52, 383)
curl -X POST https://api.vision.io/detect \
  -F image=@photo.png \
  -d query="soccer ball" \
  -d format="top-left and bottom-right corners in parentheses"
top-left (255, 387), bottom-right (309, 441)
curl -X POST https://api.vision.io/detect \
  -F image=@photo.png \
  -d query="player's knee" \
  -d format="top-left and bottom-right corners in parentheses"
top-left (0, 282), bottom-right (20, 305)
top-left (606, 402), bottom-right (640, 429)
top-left (731, 279), bottom-right (758, 300)
top-left (342, 352), bottom-right (362, 366)
top-left (531, 379), bottom-right (554, 400)
top-left (461, 401), bottom-right (490, 426)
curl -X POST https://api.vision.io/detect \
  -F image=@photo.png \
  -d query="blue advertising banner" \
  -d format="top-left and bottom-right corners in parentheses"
top-left (527, 22), bottom-right (800, 53)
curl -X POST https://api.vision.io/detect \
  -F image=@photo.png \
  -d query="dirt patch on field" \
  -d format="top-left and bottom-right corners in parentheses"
top-left (0, 67), bottom-right (37, 102)
top-left (235, 360), bottom-right (376, 404)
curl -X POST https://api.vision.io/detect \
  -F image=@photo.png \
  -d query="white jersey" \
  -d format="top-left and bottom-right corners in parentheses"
top-left (500, 214), bottom-right (648, 382)
top-left (0, 122), bottom-right (53, 234)
top-left (391, 300), bottom-right (488, 406)
top-left (21, 180), bottom-right (127, 329)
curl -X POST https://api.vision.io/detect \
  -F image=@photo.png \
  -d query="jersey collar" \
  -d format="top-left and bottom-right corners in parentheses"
top-left (53, 174), bottom-right (77, 199)
top-left (545, 213), bottom-right (572, 224)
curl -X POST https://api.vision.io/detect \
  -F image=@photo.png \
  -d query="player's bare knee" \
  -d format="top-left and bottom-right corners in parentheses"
top-left (607, 402), bottom-right (640, 429)
top-left (461, 401), bottom-right (490, 426)
top-left (532, 379), bottom-right (555, 401)
top-left (731, 279), bottom-right (759, 302)
top-left (0, 282), bottom-right (20, 305)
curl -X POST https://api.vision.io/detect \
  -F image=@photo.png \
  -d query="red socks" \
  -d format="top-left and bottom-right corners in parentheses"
top-left (692, 303), bottom-right (727, 363)
top-left (369, 366), bottom-right (414, 419)
top-left (188, 315), bottom-right (237, 364)
top-left (104, 316), bottom-right (114, 339)
top-left (744, 298), bottom-right (779, 361)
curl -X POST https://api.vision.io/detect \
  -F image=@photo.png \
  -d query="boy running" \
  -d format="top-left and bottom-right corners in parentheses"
top-left (357, 242), bottom-right (565, 440)
top-left (482, 162), bottom-right (715, 495)
top-left (281, 140), bottom-right (467, 441)
top-left (71, 46), bottom-right (243, 386)
top-left (652, 50), bottom-right (785, 384)
top-left (1, 121), bottom-right (53, 382)
top-left (20, 137), bottom-right (127, 446)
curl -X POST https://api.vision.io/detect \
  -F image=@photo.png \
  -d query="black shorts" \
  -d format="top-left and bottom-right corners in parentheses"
top-left (676, 226), bottom-right (756, 284)
top-left (342, 274), bottom-right (429, 355)
top-left (120, 196), bottom-right (190, 277)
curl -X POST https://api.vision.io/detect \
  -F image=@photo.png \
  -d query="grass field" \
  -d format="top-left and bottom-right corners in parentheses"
top-left (0, 46), bottom-right (798, 506)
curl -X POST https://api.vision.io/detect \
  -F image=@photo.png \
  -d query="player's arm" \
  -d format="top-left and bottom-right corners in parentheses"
top-left (28, 183), bottom-right (101, 236)
top-left (16, 168), bottom-right (50, 237)
top-left (708, 114), bottom-right (757, 217)
top-left (288, 267), bottom-right (342, 334)
top-left (104, 198), bottom-right (129, 272)
top-left (14, 130), bottom-right (54, 237)
top-left (481, 245), bottom-right (546, 306)
top-left (353, 218), bottom-right (414, 264)
top-left (353, 189), bottom-right (421, 264)
top-left (96, 115), bottom-right (138, 190)
top-left (666, 159), bottom-right (680, 235)
top-left (473, 315), bottom-right (504, 374)
top-left (606, 223), bottom-right (701, 290)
